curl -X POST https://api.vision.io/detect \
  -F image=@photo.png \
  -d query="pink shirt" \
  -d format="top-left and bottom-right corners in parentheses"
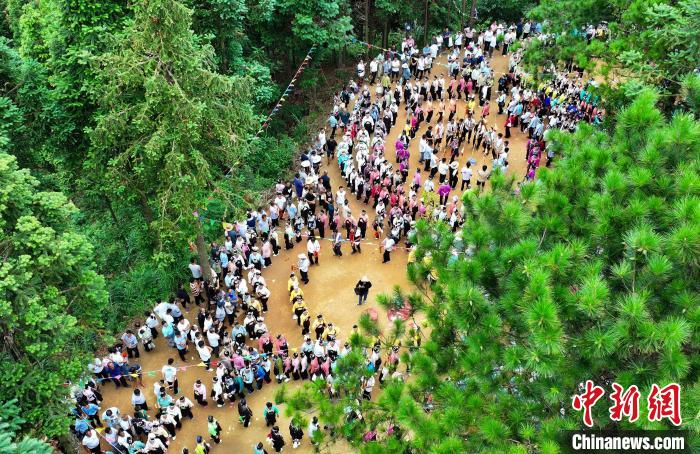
top-left (413, 173), bottom-right (422, 186)
top-left (261, 242), bottom-right (272, 258)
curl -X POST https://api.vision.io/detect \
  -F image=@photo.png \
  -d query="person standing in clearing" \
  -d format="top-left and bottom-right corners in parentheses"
top-left (354, 276), bottom-right (372, 306)
top-left (207, 415), bottom-right (222, 444)
top-left (380, 235), bottom-right (396, 263)
top-left (297, 253), bottom-right (310, 284)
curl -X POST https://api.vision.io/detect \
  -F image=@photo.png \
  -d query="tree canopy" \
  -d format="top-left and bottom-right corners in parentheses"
top-left (282, 90), bottom-right (700, 452)
top-left (525, 0), bottom-right (700, 114)
top-left (0, 148), bottom-right (108, 436)
top-left (0, 0), bottom-right (697, 447)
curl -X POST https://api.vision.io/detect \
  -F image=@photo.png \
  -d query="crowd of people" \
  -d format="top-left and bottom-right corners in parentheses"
top-left (71, 17), bottom-right (605, 454)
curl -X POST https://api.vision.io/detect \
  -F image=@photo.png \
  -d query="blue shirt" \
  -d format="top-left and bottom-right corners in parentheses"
top-left (82, 404), bottom-right (99, 416)
top-left (75, 418), bottom-right (90, 434)
top-left (157, 394), bottom-right (173, 408)
top-left (174, 334), bottom-right (187, 350)
top-left (293, 178), bottom-right (303, 197)
top-left (169, 304), bottom-right (182, 318)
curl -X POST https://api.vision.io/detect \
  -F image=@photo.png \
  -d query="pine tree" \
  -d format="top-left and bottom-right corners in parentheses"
top-left (87, 0), bottom-right (257, 259)
top-left (0, 400), bottom-right (53, 453)
top-left (282, 90), bottom-right (700, 452)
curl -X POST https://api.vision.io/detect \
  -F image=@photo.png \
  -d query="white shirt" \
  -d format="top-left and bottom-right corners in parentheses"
top-left (336, 189), bottom-right (346, 206)
top-left (461, 166), bottom-right (473, 180)
top-left (153, 301), bottom-right (169, 320)
top-left (188, 263), bottom-right (202, 278)
top-left (132, 391), bottom-right (146, 406)
top-left (382, 238), bottom-right (396, 252)
top-left (161, 365), bottom-right (177, 382)
top-left (82, 432), bottom-right (100, 449)
top-left (197, 344), bottom-right (211, 361)
top-left (364, 375), bottom-right (376, 392)
top-left (207, 331), bottom-right (220, 347)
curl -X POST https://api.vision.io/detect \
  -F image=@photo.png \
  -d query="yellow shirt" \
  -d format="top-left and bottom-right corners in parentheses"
top-left (249, 299), bottom-right (262, 313)
top-left (292, 300), bottom-right (307, 314)
top-left (323, 327), bottom-right (339, 339)
top-left (407, 248), bottom-right (417, 264)
top-left (289, 288), bottom-right (304, 302)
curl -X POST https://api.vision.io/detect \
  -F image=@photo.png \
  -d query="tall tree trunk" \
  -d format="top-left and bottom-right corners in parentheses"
top-left (216, 17), bottom-right (228, 73)
top-left (424, 0), bottom-right (430, 45)
top-left (364, 0), bottom-right (370, 46)
top-left (195, 220), bottom-right (212, 281)
top-left (104, 195), bottom-right (120, 227)
top-left (139, 191), bottom-right (154, 225)
top-left (469, 0), bottom-right (478, 26)
top-left (383, 20), bottom-right (389, 49)
top-left (461, 0), bottom-right (466, 30)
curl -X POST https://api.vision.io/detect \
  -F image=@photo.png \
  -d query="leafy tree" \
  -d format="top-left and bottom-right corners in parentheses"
top-left (0, 149), bottom-right (109, 437)
top-left (476, 0), bottom-right (536, 25)
top-left (0, 400), bottom-right (53, 453)
top-left (284, 90), bottom-right (700, 451)
top-left (246, 0), bottom-right (353, 67)
top-left (87, 0), bottom-right (257, 260)
top-left (526, 0), bottom-right (700, 112)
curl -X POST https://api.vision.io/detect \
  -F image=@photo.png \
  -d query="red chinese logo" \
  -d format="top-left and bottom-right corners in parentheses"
top-left (572, 380), bottom-right (606, 427)
top-left (609, 383), bottom-right (640, 423)
top-left (648, 383), bottom-right (682, 426)
top-left (573, 381), bottom-right (683, 427)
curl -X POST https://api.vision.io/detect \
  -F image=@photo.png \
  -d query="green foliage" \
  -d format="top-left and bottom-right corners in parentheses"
top-left (287, 91), bottom-right (700, 450)
top-left (526, 0), bottom-right (700, 114)
top-left (0, 151), bottom-right (109, 437)
top-left (0, 400), bottom-right (53, 453)
top-left (87, 0), bottom-right (257, 258)
top-left (477, 0), bottom-right (536, 24)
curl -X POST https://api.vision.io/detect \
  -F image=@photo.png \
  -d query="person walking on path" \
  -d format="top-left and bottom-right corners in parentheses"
top-left (306, 236), bottom-right (320, 265)
top-left (267, 426), bottom-right (286, 453)
top-left (208, 415), bottom-right (222, 444)
top-left (297, 253), bottom-right (310, 284)
top-left (354, 276), bottom-right (372, 306)
top-left (289, 420), bottom-right (304, 449)
top-left (238, 398), bottom-right (254, 428)
top-left (263, 402), bottom-right (280, 427)
top-left (380, 235), bottom-right (396, 263)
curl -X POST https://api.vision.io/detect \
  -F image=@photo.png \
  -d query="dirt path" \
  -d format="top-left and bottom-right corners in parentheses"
top-left (94, 48), bottom-right (529, 453)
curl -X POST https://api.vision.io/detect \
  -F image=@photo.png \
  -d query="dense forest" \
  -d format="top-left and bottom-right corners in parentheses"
top-left (1, 0), bottom-right (698, 451)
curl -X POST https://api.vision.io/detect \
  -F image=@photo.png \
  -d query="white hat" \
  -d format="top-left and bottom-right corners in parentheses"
top-left (361, 275), bottom-right (369, 281)
top-left (298, 253), bottom-right (306, 259)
